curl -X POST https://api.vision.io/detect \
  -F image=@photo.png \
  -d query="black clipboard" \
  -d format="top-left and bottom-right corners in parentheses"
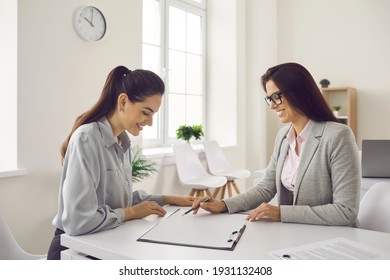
top-left (137, 208), bottom-right (247, 251)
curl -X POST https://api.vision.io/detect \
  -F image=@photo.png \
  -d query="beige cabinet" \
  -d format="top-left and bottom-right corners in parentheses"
top-left (321, 87), bottom-right (357, 138)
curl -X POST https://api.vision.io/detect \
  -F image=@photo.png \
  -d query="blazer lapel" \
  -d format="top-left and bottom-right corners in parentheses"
top-left (293, 121), bottom-right (325, 204)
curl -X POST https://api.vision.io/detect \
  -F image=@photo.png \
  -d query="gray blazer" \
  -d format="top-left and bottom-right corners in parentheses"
top-left (224, 121), bottom-right (361, 226)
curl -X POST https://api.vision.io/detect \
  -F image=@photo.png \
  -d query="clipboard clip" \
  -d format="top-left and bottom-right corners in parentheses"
top-left (280, 254), bottom-right (293, 260)
top-left (227, 231), bottom-right (238, 242)
top-left (227, 224), bottom-right (246, 243)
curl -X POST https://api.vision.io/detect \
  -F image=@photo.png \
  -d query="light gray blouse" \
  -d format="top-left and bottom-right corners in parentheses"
top-left (52, 117), bottom-right (163, 236)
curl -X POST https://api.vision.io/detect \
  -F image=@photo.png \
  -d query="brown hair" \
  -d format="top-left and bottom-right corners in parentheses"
top-left (60, 66), bottom-right (165, 159)
top-left (261, 62), bottom-right (338, 122)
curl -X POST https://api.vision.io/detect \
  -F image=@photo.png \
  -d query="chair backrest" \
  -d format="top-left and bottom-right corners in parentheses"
top-left (357, 182), bottom-right (390, 233)
top-left (0, 214), bottom-right (46, 260)
top-left (172, 142), bottom-right (210, 182)
top-left (203, 140), bottom-right (233, 174)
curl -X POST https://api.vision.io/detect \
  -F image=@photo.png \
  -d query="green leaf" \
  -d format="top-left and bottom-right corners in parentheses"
top-left (176, 124), bottom-right (204, 142)
top-left (131, 145), bottom-right (159, 183)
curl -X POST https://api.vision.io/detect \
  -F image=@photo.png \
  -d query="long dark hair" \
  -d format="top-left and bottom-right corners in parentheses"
top-left (61, 66), bottom-right (165, 159)
top-left (261, 62), bottom-right (338, 122)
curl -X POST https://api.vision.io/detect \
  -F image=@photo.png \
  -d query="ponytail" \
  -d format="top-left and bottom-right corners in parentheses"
top-left (60, 66), bottom-right (164, 160)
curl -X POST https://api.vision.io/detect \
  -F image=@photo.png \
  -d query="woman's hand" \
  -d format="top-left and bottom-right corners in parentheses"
top-left (246, 203), bottom-right (281, 222)
top-left (192, 197), bottom-right (228, 214)
top-left (163, 195), bottom-right (196, 206)
top-left (124, 201), bottom-right (166, 221)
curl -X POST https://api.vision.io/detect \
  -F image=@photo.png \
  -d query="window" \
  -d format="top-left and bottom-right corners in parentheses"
top-left (0, 0), bottom-right (18, 174)
top-left (142, 0), bottom-right (206, 148)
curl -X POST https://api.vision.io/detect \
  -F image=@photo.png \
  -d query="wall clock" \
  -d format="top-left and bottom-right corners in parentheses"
top-left (73, 6), bottom-right (106, 42)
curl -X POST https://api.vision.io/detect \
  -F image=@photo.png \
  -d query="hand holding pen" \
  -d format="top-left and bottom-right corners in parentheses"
top-left (183, 197), bottom-right (211, 215)
top-left (186, 196), bottom-right (228, 215)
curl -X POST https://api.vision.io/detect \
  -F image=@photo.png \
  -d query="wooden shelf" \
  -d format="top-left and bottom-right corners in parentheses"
top-left (321, 87), bottom-right (357, 138)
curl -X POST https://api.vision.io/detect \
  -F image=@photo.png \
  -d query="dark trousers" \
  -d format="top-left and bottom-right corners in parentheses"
top-left (47, 228), bottom-right (68, 260)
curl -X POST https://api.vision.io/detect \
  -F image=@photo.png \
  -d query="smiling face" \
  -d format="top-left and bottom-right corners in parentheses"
top-left (111, 93), bottom-right (162, 137)
top-left (125, 94), bottom-right (162, 136)
top-left (265, 80), bottom-right (307, 127)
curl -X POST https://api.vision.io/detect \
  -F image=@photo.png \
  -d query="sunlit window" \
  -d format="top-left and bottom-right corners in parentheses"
top-left (142, 0), bottom-right (206, 147)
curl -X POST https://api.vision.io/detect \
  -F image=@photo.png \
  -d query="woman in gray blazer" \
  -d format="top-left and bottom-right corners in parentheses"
top-left (194, 62), bottom-right (360, 226)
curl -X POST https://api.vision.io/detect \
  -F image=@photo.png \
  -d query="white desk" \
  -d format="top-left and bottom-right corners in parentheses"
top-left (61, 206), bottom-right (390, 260)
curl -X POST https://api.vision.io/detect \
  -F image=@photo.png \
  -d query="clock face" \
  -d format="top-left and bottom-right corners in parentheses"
top-left (73, 6), bottom-right (106, 42)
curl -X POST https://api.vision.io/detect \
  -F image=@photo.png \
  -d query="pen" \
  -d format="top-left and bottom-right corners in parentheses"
top-left (182, 197), bottom-right (211, 215)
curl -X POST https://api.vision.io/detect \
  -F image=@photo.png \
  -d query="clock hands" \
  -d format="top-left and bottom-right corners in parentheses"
top-left (75, 6), bottom-right (106, 41)
top-left (83, 16), bottom-right (95, 27)
top-left (83, 8), bottom-right (95, 27)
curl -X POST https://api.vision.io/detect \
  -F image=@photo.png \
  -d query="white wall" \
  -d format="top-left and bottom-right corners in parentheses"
top-left (206, 0), bottom-right (247, 186)
top-left (1, 0), bottom-right (390, 255)
top-left (206, 0), bottom-right (238, 146)
top-left (0, 0), bottom-right (143, 254)
top-left (276, 0), bottom-right (390, 147)
top-left (0, 0), bottom-right (17, 171)
top-left (245, 0), bottom-right (279, 173)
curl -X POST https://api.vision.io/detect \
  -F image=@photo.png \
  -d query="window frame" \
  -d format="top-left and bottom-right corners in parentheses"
top-left (142, 0), bottom-right (207, 148)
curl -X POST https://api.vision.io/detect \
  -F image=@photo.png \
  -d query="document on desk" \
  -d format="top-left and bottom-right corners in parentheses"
top-left (137, 208), bottom-right (247, 251)
top-left (269, 237), bottom-right (390, 260)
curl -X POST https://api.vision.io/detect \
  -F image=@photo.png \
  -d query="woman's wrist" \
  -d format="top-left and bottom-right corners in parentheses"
top-left (123, 206), bottom-right (134, 221)
top-left (217, 200), bottom-right (228, 213)
top-left (163, 195), bottom-right (174, 205)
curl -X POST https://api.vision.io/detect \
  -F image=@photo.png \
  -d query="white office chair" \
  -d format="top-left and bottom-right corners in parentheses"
top-left (0, 214), bottom-right (46, 260)
top-left (357, 182), bottom-right (390, 233)
top-left (172, 142), bottom-right (227, 197)
top-left (203, 140), bottom-right (251, 199)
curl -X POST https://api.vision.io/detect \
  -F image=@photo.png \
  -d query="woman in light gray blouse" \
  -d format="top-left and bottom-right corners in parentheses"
top-left (193, 63), bottom-right (360, 227)
top-left (47, 66), bottom-right (194, 259)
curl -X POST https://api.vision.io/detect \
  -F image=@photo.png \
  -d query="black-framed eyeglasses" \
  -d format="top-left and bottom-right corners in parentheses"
top-left (264, 91), bottom-right (283, 106)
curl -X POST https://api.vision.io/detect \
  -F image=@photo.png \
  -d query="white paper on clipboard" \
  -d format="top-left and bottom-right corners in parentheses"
top-left (138, 208), bottom-right (247, 251)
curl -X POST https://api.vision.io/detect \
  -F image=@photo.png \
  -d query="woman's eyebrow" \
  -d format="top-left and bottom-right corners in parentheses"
top-left (143, 107), bottom-right (155, 113)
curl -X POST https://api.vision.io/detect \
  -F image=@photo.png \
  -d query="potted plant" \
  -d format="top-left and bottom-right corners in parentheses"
top-left (319, 79), bottom-right (330, 88)
top-left (176, 124), bottom-right (204, 143)
top-left (131, 145), bottom-right (159, 183)
top-left (332, 105), bottom-right (342, 117)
